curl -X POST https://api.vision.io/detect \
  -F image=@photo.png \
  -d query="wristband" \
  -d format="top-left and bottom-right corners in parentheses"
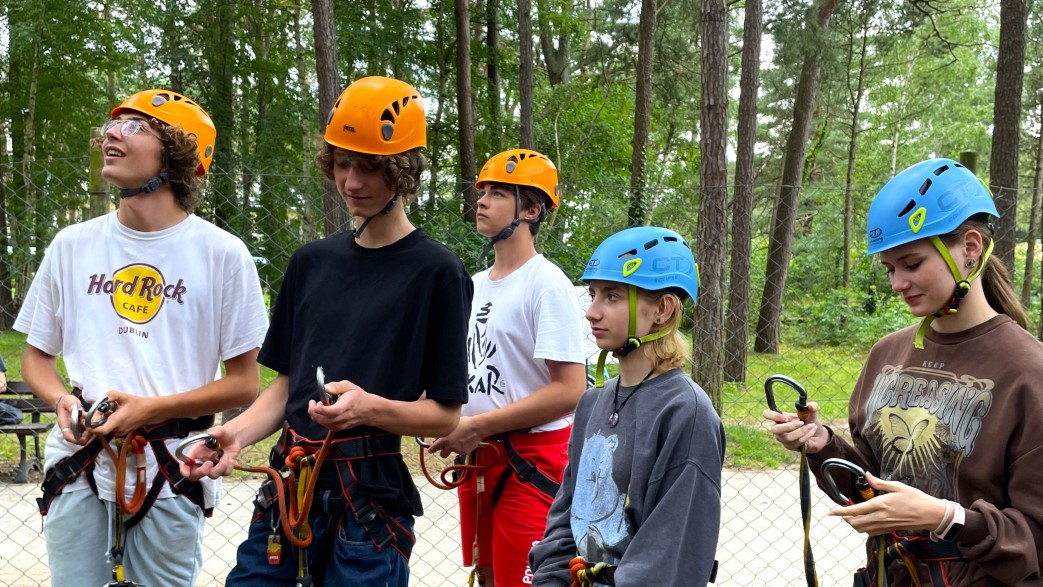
top-left (931, 501), bottom-right (965, 542)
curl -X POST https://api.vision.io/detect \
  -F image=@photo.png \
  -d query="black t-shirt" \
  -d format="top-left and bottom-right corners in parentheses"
top-left (259, 228), bottom-right (473, 515)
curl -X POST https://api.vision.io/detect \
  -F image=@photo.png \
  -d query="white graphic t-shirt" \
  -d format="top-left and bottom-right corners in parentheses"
top-left (463, 255), bottom-right (586, 432)
top-left (15, 212), bottom-right (269, 507)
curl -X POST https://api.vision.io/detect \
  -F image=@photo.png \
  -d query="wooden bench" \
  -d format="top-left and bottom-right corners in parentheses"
top-left (0, 381), bottom-right (54, 483)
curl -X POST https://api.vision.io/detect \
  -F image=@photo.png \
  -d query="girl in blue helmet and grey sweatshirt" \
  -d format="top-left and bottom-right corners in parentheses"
top-left (530, 226), bottom-right (725, 586)
top-left (765, 158), bottom-right (1043, 586)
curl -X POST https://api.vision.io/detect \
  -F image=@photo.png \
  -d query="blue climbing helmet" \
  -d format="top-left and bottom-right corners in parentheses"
top-left (582, 226), bottom-right (699, 302)
top-left (866, 158), bottom-right (997, 255)
top-left (582, 226), bottom-right (699, 385)
top-left (866, 158), bottom-right (998, 349)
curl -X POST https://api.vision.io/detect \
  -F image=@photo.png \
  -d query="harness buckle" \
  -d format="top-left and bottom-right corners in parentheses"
top-left (354, 502), bottom-right (379, 524)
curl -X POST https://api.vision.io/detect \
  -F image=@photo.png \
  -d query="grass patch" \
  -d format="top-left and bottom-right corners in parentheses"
top-left (725, 424), bottom-right (797, 469)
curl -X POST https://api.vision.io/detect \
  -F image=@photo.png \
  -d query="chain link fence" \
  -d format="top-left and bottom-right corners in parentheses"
top-left (3, 156), bottom-right (1030, 585)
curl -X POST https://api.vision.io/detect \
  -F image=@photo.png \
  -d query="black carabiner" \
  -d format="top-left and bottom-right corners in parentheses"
top-left (820, 457), bottom-right (875, 506)
top-left (765, 374), bottom-right (809, 421)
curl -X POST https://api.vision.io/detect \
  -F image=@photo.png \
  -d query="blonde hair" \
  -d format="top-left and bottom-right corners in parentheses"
top-left (639, 291), bottom-right (691, 371)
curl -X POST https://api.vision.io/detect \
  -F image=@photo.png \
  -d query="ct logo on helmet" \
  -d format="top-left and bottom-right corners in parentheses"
top-left (652, 256), bottom-right (694, 273)
top-left (586, 258), bottom-right (601, 272)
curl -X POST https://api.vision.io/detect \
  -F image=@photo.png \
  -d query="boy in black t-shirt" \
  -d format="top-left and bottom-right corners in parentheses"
top-left (182, 76), bottom-right (473, 587)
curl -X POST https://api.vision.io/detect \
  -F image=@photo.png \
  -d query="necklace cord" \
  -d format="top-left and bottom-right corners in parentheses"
top-left (609, 369), bottom-right (655, 427)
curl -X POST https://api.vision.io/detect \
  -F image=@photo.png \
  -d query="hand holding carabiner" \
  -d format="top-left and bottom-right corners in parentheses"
top-left (176, 427), bottom-right (241, 480)
top-left (762, 374), bottom-right (828, 454)
top-left (828, 470), bottom-right (949, 537)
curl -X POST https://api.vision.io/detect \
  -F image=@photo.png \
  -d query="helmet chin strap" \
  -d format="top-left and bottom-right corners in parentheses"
top-left (353, 193), bottom-right (399, 238)
top-left (119, 172), bottom-right (170, 199)
top-left (593, 285), bottom-right (671, 387)
top-left (911, 236), bottom-right (993, 349)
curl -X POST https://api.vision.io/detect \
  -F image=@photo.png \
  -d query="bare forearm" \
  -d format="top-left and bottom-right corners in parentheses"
top-left (368, 397), bottom-right (460, 437)
top-left (147, 349), bottom-right (260, 421)
top-left (223, 374), bottom-right (290, 448)
top-left (22, 345), bottom-right (69, 407)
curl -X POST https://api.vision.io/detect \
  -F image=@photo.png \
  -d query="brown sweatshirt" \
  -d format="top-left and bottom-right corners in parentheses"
top-left (809, 315), bottom-right (1043, 586)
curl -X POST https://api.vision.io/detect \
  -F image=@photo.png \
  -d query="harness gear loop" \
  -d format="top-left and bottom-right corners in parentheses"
top-left (765, 375), bottom-right (818, 587)
top-left (568, 556), bottom-right (615, 587)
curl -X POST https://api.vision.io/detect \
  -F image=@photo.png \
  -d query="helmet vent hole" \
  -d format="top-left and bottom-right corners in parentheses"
top-left (933, 164), bottom-right (950, 176)
top-left (664, 236), bottom-right (678, 243)
top-left (381, 109), bottom-right (395, 123)
top-left (643, 239), bottom-right (659, 250)
top-left (918, 177), bottom-right (933, 196)
top-left (392, 100), bottom-right (401, 116)
top-left (898, 200), bottom-right (918, 217)
top-left (618, 249), bottom-right (638, 259)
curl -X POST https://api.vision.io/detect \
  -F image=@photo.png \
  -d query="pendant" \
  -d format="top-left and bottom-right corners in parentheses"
top-left (608, 412), bottom-right (619, 428)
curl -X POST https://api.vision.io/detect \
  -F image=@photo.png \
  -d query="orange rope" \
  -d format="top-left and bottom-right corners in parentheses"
top-left (418, 441), bottom-right (501, 491)
top-left (100, 432), bottom-right (148, 515)
top-left (236, 431), bottom-right (335, 549)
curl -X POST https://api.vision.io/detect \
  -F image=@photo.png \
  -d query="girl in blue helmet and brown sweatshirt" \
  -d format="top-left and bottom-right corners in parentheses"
top-left (530, 226), bottom-right (725, 587)
top-left (765, 158), bottom-right (1043, 586)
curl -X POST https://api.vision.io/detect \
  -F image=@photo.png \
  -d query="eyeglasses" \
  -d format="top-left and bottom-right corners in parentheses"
top-left (101, 118), bottom-right (156, 138)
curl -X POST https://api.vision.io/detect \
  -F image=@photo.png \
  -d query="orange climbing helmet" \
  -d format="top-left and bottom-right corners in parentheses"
top-left (476, 149), bottom-right (561, 208)
top-left (324, 76), bottom-right (427, 155)
top-left (111, 89), bottom-right (216, 176)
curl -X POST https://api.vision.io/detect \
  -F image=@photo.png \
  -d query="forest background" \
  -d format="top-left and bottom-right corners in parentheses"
top-left (0, 0), bottom-right (1041, 425)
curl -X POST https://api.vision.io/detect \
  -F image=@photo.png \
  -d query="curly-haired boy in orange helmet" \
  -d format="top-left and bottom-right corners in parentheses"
top-left (182, 77), bottom-right (473, 587)
top-left (16, 89), bottom-right (268, 587)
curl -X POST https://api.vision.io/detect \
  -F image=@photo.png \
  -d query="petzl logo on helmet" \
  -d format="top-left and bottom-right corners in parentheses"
top-left (344, 125), bottom-right (356, 133)
top-left (909, 207), bottom-right (927, 233)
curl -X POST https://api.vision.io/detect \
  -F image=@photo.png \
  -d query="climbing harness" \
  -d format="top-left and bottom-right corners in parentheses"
top-left (49, 394), bottom-right (211, 587)
top-left (179, 366), bottom-right (413, 585)
top-left (820, 458), bottom-right (967, 587)
top-left (418, 429), bottom-right (563, 586)
top-left (765, 374), bottom-right (818, 587)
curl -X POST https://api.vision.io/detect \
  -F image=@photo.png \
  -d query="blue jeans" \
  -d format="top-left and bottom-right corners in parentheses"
top-left (226, 505), bottom-right (414, 587)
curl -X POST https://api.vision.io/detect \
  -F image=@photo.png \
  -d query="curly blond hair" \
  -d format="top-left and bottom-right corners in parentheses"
top-left (315, 142), bottom-right (426, 203)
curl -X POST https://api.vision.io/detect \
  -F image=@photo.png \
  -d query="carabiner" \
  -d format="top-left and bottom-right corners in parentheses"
top-left (69, 402), bottom-right (85, 438)
top-left (765, 374), bottom-right (809, 421)
top-left (820, 457), bottom-right (875, 506)
top-left (316, 366), bottom-right (334, 406)
top-left (415, 437), bottom-right (432, 449)
top-left (84, 396), bottom-right (116, 429)
top-left (174, 432), bottom-right (224, 467)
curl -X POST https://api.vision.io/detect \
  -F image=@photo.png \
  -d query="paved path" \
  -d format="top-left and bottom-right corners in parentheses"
top-left (0, 470), bottom-right (867, 586)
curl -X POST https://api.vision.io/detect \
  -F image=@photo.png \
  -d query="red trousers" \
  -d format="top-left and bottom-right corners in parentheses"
top-left (458, 427), bottom-right (570, 587)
